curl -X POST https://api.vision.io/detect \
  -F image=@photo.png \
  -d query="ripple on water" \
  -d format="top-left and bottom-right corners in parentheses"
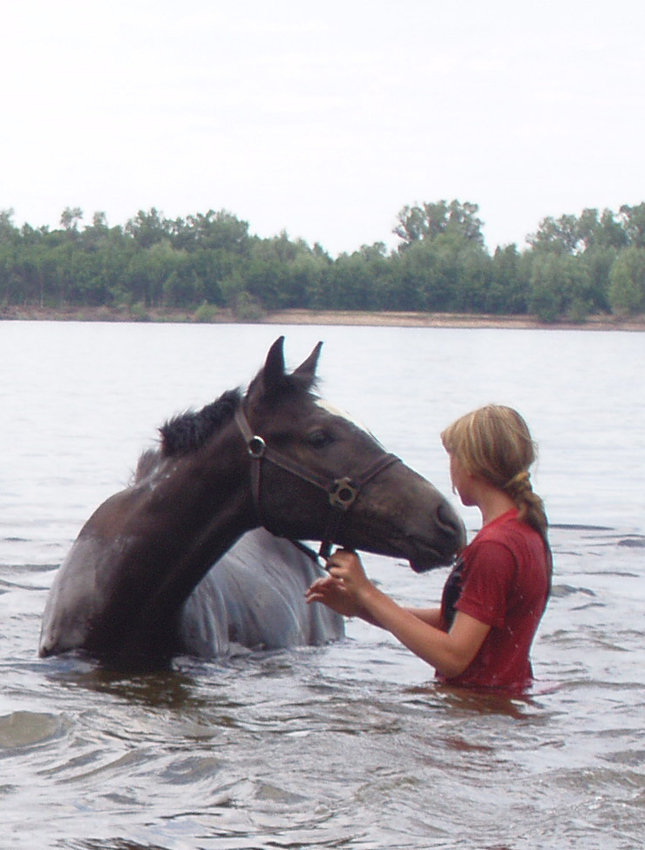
top-left (0, 710), bottom-right (67, 751)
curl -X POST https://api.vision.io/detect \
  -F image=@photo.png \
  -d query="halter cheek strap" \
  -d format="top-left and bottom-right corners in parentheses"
top-left (234, 406), bottom-right (399, 561)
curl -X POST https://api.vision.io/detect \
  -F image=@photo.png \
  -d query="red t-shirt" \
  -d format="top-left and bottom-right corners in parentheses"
top-left (438, 510), bottom-right (551, 691)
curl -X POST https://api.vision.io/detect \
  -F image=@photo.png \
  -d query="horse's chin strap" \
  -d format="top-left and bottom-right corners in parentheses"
top-left (234, 406), bottom-right (399, 562)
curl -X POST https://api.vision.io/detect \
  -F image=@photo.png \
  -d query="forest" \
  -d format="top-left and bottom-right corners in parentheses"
top-left (1, 200), bottom-right (644, 322)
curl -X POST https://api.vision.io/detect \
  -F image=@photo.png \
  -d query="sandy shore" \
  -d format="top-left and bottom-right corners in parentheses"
top-left (1, 305), bottom-right (643, 331)
top-left (262, 309), bottom-right (645, 332)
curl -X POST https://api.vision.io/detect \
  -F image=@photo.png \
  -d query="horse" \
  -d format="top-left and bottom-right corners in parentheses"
top-left (39, 337), bottom-right (465, 664)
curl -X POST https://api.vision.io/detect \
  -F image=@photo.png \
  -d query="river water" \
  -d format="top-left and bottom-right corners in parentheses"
top-left (1, 321), bottom-right (643, 849)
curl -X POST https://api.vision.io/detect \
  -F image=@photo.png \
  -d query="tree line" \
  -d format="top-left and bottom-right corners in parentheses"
top-left (1, 200), bottom-right (644, 321)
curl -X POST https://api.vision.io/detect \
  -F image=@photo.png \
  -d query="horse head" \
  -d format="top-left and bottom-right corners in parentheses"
top-left (237, 337), bottom-right (464, 571)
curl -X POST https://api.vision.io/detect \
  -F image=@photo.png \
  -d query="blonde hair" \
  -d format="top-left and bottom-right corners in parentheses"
top-left (441, 405), bottom-right (549, 542)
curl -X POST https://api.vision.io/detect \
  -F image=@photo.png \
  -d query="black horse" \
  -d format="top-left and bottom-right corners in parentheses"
top-left (39, 337), bottom-right (464, 663)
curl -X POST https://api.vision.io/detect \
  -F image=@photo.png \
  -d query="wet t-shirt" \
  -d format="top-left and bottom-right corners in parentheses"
top-left (438, 510), bottom-right (551, 690)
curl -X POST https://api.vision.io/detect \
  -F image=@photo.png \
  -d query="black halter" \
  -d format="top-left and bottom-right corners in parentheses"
top-left (234, 406), bottom-right (399, 561)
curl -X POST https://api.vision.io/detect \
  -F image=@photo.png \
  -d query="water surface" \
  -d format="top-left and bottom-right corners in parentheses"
top-left (1, 321), bottom-right (643, 849)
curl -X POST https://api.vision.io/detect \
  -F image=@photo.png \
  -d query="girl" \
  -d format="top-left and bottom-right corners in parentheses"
top-left (305, 405), bottom-right (552, 691)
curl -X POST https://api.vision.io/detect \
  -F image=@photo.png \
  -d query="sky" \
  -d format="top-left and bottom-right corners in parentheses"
top-left (2, 0), bottom-right (644, 257)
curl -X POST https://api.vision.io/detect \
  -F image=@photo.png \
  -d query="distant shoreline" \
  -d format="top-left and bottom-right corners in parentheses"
top-left (1, 305), bottom-right (643, 332)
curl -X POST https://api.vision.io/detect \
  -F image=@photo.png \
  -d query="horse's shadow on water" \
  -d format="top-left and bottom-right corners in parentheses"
top-left (38, 336), bottom-right (464, 670)
top-left (40, 644), bottom-right (338, 725)
top-left (78, 669), bottom-right (202, 711)
top-left (41, 651), bottom-right (223, 712)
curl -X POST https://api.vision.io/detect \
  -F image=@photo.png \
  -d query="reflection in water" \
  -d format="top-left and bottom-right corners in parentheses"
top-left (52, 664), bottom-right (209, 710)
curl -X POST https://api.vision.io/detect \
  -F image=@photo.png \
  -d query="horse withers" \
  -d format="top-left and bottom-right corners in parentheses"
top-left (39, 337), bottom-right (464, 663)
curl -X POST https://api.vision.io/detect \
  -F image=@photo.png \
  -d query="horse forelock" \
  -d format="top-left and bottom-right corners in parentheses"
top-left (160, 388), bottom-right (242, 457)
top-left (315, 398), bottom-right (381, 443)
top-left (289, 369), bottom-right (319, 397)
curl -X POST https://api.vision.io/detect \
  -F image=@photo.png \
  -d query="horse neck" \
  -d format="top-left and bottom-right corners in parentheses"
top-left (157, 422), bottom-right (255, 567)
top-left (119, 423), bottom-right (256, 642)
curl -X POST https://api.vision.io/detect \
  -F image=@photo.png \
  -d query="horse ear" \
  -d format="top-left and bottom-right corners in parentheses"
top-left (292, 341), bottom-right (323, 386)
top-left (259, 337), bottom-right (322, 399)
top-left (262, 336), bottom-right (287, 393)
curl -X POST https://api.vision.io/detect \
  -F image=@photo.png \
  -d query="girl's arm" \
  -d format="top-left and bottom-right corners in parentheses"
top-left (405, 607), bottom-right (442, 628)
top-left (307, 550), bottom-right (489, 678)
top-left (305, 579), bottom-right (443, 629)
top-left (353, 582), bottom-right (490, 677)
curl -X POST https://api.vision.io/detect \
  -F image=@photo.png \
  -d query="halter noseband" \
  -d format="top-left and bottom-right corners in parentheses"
top-left (234, 406), bottom-right (399, 561)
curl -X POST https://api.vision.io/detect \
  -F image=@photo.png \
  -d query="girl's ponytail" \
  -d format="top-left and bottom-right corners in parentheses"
top-left (503, 469), bottom-right (549, 544)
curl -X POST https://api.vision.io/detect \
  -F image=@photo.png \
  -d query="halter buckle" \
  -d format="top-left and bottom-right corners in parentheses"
top-left (329, 477), bottom-right (358, 511)
top-left (247, 435), bottom-right (266, 458)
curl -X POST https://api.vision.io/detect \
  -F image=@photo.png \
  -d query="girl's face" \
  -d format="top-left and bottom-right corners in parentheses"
top-left (449, 454), bottom-right (476, 507)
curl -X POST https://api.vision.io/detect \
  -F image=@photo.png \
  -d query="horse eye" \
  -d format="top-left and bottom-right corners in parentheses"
top-left (307, 429), bottom-right (333, 449)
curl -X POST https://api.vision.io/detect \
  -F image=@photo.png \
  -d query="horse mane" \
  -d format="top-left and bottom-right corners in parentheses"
top-left (160, 388), bottom-right (242, 457)
top-left (159, 362), bottom-right (319, 458)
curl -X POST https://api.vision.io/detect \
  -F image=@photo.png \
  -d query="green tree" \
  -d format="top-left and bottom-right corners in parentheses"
top-left (389, 241), bottom-right (440, 310)
top-left (170, 209), bottom-right (250, 255)
top-left (529, 253), bottom-right (593, 321)
top-left (0, 210), bottom-right (20, 304)
top-left (125, 208), bottom-right (170, 248)
top-left (579, 246), bottom-right (615, 314)
top-left (576, 208), bottom-right (627, 252)
top-left (609, 248), bottom-right (645, 316)
top-left (322, 244), bottom-right (397, 311)
top-left (618, 203), bottom-right (645, 248)
top-left (322, 252), bottom-right (371, 310)
top-left (163, 268), bottom-right (204, 307)
top-left (394, 200), bottom-right (484, 248)
top-left (528, 214), bottom-right (579, 254)
top-left (392, 230), bottom-right (491, 312)
top-left (0, 209), bottom-right (18, 243)
top-left (487, 244), bottom-right (528, 314)
top-left (60, 206), bottom-right (83, 232)
top-left (121, 241), bottom-right (182, 306)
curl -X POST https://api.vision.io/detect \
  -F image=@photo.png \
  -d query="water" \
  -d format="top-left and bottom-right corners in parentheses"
top-left (1, 321), bottom-right (643, 849)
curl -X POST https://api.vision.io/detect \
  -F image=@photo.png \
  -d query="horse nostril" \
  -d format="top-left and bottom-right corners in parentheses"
top-left (436, 502), bottom-right (466, 545)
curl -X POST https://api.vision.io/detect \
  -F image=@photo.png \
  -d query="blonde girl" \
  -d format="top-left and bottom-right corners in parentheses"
top-left (306, 405), bottom-right (552, 690)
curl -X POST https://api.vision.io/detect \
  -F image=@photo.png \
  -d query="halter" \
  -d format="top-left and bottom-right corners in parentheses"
top-left (234, 406), bottom-right (400, 561)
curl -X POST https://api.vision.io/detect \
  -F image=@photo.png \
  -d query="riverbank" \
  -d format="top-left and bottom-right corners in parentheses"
top-left (1, 304), bottom-right (643, 331)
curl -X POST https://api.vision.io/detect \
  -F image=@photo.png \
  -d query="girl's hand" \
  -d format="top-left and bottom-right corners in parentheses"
top-left (325, 548), bottom-right (371, 599)
top-left (305, 549), bottom-right (371, 618)
top-left (305, 575), bottom-right (362, 617)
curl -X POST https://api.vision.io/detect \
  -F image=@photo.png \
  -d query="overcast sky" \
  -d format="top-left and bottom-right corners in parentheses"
top-left (2, 0), bottom-right (643, 256)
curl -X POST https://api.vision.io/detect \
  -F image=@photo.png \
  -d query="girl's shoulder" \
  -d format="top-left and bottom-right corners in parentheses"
top-left (469, 510), bottom-right (542, 559)
top-left (471, 510), bottom-right (519, 544)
